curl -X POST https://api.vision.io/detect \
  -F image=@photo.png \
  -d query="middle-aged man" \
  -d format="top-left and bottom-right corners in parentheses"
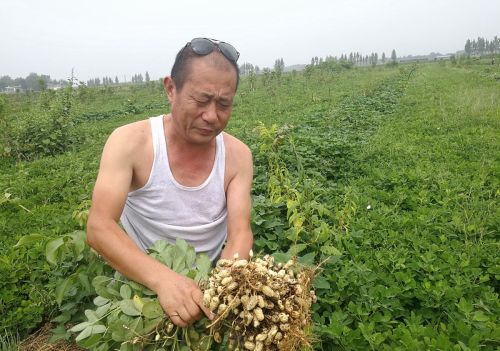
top-left (86, 38), bottom-right (254, 328)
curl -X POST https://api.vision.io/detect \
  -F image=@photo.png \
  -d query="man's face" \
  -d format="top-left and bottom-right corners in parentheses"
top-left (165, 55), bottom-right (237, 145)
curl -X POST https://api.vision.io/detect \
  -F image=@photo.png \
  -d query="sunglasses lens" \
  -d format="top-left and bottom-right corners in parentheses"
top-left (218, 42), bottom-right (240, 62)
top-left (190, 38), bottom-right (214, 55)
top-left (187, 38), bottom-right (239, 63)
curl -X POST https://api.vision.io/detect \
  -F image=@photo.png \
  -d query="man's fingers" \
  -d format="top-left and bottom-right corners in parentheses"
top-left (169, 314), bottom-right (188, 328)
top-left (178, 306), bottom-right (196, 325)
top-left (192, 289), bottom-right (215, 320)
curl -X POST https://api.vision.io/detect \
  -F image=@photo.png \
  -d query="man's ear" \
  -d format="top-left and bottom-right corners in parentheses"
top-left (163, 76), bottom-right (176, 103)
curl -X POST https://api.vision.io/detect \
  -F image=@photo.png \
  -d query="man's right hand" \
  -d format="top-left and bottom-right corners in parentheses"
top-left (155, 271), bottom-right (215, 327)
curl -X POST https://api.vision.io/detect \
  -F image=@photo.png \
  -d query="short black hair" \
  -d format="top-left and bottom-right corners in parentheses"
top-left (170, 44), bottom-right (240, 91)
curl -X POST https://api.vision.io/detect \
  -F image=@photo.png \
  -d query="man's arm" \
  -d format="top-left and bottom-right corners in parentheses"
top-left (86, 125), bottom-right (213, 327)
top-left (221, 139), bottom-right (254, 260)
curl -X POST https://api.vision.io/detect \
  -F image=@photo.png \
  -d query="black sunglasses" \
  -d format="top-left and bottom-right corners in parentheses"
top-left (185, 37), bottom-right (240, 63)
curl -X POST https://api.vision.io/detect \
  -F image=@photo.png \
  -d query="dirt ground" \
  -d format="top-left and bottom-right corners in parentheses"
top-left (19, 323), bottom-right (85, 351)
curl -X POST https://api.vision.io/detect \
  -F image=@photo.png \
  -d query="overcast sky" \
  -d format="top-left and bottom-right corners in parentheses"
top-left (1, 0), bottom-right (499, 82)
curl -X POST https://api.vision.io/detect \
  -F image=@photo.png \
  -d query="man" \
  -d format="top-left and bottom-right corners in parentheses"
top-left (86, 38), bottom-right (254, 328)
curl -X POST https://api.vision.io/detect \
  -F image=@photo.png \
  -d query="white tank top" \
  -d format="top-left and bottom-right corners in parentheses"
top-left (120, 115), bottom-right (227, 261)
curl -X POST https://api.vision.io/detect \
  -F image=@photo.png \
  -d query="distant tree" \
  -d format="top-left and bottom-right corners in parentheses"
top-left (489, 41), bottom-right (495, 54)
top-left (38, 78), bottom-right (47, 91)
top-left (0, 75), bottom-right (13, 90)
top-left (115, 76), bottom-right (119, 84)
top-left (381, 52), bottom-right (386, 63)
top-left (391, 49), bottom-right (397, 63)
top-left (471, 39), bottom-right (477, 54)
top-left (464, 39), bottom-right (472, 56)
top-left (477, 37), bottom-right (485, 55)
top-left (255, 65), bottom-right (260, 74)
top-left (248, 71), bottom-right (256, 91)
top-left (274, 58), bottom-right (284, 74)
top-left (24, 73), bottom-right (40, 91)
top-left (240, 62), bottom-right (254, 75)
top-left (145, 71), bottom-right (150, 83)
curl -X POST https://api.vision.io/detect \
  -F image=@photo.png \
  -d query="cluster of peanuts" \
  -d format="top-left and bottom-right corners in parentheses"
top-left (203, 251), bottom-right (317, 351)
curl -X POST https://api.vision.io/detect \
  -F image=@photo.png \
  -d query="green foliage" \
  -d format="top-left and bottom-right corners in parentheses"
top-left (0, 60), bottom-right (498, 350)
top-left (68, 240), bottom-right (212, 351)
top-left (0, 235), bottom-right (50, 334)
top-left (2, 81), bottom-right (82, 159)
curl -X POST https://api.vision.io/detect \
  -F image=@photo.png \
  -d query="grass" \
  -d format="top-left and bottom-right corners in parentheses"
top-left (0, 330), bottom-right (19, 351)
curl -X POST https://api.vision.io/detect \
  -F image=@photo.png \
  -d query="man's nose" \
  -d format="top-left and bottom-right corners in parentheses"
top-left (201, 102), bottom-right (218, 123)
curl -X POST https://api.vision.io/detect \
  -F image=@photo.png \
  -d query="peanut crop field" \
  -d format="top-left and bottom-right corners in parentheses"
top-left (0, 58), bottom-right (498, 350)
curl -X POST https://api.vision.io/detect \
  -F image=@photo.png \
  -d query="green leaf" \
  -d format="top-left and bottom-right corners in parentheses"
top-left (78, 333), bottom-right (103, 348)
top-left (273, 252), bottom-right (291, 263)
top-left (297, 252), bottom-right (316, 266)
top-left (120, 284), bottom-right (132, 299)
top-left (456, 297), bottom-right (473, 314)
top-left (85, 309), bottom-right (99, 323)
top-left (194, 254), bottom-right (212, 283)
top-left (94, 295), bottom-right (110, 306)
top-left (75, 326), bottom-right (93, 341)
top-left (320, 245), bottom-right (342, 256)
top-left (70, 230), bottom-right (87, 256)
top-left (45, 236), bottom-right (65, 265)
top-left (185, 246), bottom-right (197, 268)
top-left (55, 274), bottom-right (77, 305)
top-left (48, 324), bottom-right (69, 343)
top-left (93, 275), bottom-right (111, 287)
top-left (92, 276), bottom-right (116, 299)
top-left (96, 303), bottom-right (111, 318)
top-left (78, 272), bottom-right (91, 292)
top-left (13, 234), bottom-right (45, 247)
top-left (119, 299), bottom-right (142, 316)
top-left (143, 317), bottom-right (163, 334)
top-left (92, 325), bottom-right (107, 334)
top-left (142, 300), bottom-right (163, 319)
top-left (176, 238), bottom-right (189, 254)
top-left (472, 311), bottom-right (489, 322)
top-left (314, 275), bottom-right (331, 289)
top-left (288, 243), bottom-right (308, 255)
top-left (128, 281), bottom-right (145, 292)
top-left (70, 321), bottom-right (91, 332)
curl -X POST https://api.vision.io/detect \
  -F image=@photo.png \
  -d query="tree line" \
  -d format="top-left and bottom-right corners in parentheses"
top-left (238, 49), bottom-right (398, 76)
top-left (86, 71), bottom-right (151, 87)
top-left (314, 49), bottom-right (397, 67)
top-left (0, 73), bottom-right (66, 92)
top-left (464, 36), bottom-right (499, 56)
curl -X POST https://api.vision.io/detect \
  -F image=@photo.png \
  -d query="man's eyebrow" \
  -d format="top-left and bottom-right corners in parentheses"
top-left (194, 92), bottom-right (232, 103)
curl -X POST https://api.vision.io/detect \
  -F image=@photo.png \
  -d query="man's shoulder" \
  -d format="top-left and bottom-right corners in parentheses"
top-left (107, 119), bottom-right (151, 148)
top-left (112, 119), bottom-right (150, 139)
top-left (222, 132), bottom-right (251, 156)
top-left (223, 132), bottom-right (252, 159)
top-left (222, 132), bottom-right (252, 173)
top-left (103, 119), bottom-right (152, 160)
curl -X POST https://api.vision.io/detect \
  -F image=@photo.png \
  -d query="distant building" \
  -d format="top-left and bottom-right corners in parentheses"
top-left (2, 86), bottom-right (22, 93)
top-left (47, 83), bottom-right (64, 90)
top-left (435, 55), bottom-right (452, 60)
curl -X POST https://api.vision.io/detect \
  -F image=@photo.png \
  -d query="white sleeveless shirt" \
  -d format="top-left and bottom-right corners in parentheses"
top-left (120, 115), bottom-right (227, 261)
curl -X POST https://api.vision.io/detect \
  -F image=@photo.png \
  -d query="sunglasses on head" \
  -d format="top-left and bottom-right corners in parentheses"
top-left (185, 37), bottom-right (240, 63)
